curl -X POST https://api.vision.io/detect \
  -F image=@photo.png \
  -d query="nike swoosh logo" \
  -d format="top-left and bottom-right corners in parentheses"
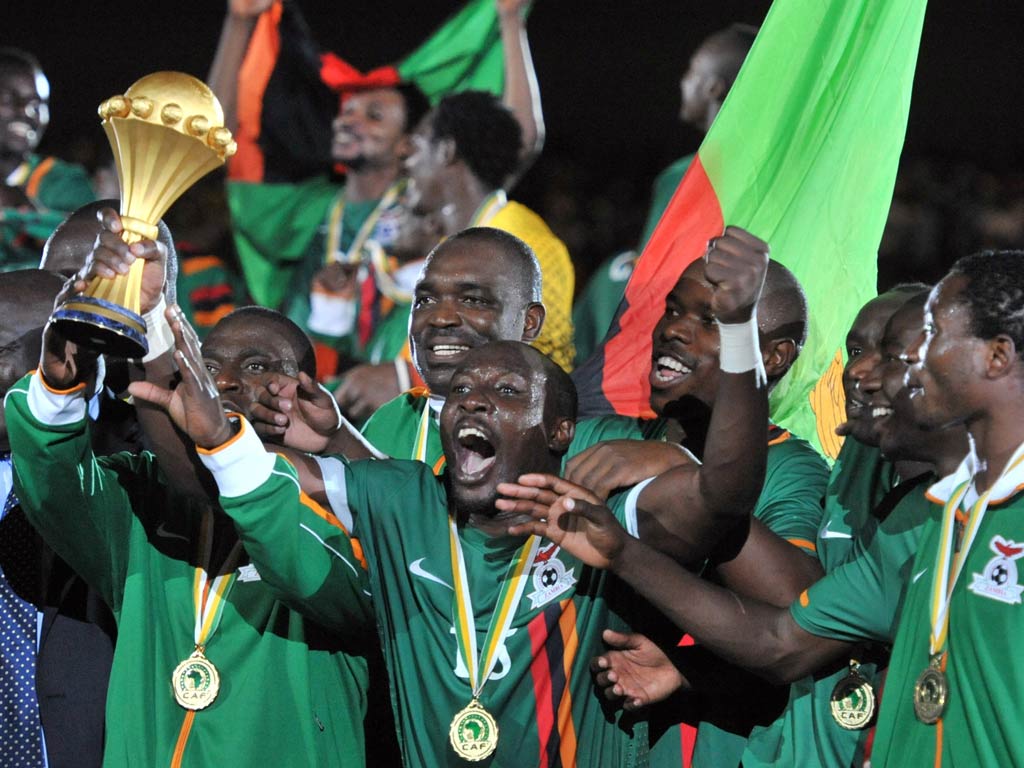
top-left (409, 558), bottom-right (452, 591)
top-left (912, 568), bottom-right (928, 584)
top-left (155, 523), bottom-right (189, 542)
top-left (819, 521), bottom-right (853, 540)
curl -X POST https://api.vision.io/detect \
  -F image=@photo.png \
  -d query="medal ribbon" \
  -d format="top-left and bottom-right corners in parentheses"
top-left (448, 519), bottom-right (540, 698)
top-left (928, 443), bottom-right (1024, 655)
top-left (324, 180), bottom-right (406, 266)
top-left (468, 190), bottom-right (508, 227)
top-left (413, 401), bottom-right (432, 462)
top-left (192, 512), bottom-right (244, 650)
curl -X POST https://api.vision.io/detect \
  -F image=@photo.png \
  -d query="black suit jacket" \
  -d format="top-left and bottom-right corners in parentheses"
top-left (0, 505), bottom-right (116, 768)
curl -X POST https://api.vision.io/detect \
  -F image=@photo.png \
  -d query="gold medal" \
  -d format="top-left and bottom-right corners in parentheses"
top-left (449, 699), bottom-right (499, 762)
top-left (913, 660), bottom-right (948, 724)
top-left (829, 660), bottom-right (876, 730)
top-left (172, 648), bottom-right (221, 711)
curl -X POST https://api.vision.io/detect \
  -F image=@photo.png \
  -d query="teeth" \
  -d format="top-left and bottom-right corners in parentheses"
top-left (653, 355), bottom-right (692, 382)
top-left (458, 427), bottom-right (486, 440)
top-left (872, 406), bottom-right (893, 418)
top-left (432, 344), bottom-right (470, 357)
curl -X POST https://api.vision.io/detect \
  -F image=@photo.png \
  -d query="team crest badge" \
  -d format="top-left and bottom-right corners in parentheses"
top-left (969, 535), bottom-right (1024, 605)
top-left (527, 544), bottom-right (576, 609)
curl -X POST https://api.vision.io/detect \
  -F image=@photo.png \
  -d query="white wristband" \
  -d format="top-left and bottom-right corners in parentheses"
top-left (717, 316), bottom-right (767, 387)
top-left (142, 296), bottom-right (175, 363)
top-left (394, 358), bottom-right (411, 393)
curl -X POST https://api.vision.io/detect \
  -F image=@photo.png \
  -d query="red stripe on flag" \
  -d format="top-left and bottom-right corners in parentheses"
top-left (602, 155), bottom-right (724, 417)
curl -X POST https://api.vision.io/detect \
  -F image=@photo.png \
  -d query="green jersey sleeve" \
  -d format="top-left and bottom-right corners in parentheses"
top-left (201, 419), bottom-right (374, 636)
top-left (5, 372), bottom-right (145, 610)
top-left (755, 435), bottom-right (829, 553)
top-left (790, 478), bottom-right (933, 643)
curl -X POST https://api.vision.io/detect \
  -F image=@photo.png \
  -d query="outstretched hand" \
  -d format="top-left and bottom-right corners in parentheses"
top-left (591, 630), bottom-right (685, 710)
top-left (250, 372), bottom-right (340, 451)
top-left (128, 305), bottom-right (234, 450)
top-left (498, 474), bottom-right (627, 570)
top-left (704, 226), bottom-right (769, 324)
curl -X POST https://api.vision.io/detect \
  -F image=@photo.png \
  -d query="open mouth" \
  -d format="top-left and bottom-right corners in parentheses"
top-left (651, 354), bottom-right (693, 386)
top-left (455, 426), bottom-right (496, 478)
top-left (871, 405), bottom-right (894, 419)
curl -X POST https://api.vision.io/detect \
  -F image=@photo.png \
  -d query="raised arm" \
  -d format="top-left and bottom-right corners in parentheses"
top-left (632, 227), bottom-right (771, 562)
top-left (208, 0), bottom-right (275, 132)
top-left (498, 0), bottom-right (545, 181)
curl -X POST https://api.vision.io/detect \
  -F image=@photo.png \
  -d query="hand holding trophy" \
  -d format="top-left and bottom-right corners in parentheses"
top-left (51, 72), bottom-right (236, 358)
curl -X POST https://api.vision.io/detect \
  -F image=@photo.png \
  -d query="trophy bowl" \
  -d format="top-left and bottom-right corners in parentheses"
top-left (51, 72), bottom-right (236, 358)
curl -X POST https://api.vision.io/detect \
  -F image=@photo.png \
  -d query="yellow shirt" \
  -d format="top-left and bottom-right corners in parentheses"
top-left (485, 201), bottom-right (575, 371)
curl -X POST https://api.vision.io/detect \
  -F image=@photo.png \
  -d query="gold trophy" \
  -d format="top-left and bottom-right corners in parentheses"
top-left (52, 72), bottom-right (235, 358)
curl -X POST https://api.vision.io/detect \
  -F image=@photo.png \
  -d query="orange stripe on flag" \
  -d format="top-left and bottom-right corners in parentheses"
top-left (231, 0), bottom-right (283, 181)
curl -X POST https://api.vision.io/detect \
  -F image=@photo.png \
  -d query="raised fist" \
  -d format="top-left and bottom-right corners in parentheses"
top-left (703, 225), bottom-right (769, 324)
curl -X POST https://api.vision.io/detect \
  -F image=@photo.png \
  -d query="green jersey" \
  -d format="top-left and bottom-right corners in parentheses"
top-left (226, 178), bottom-right (402, 361)
top-left (572, 250), bottom-right (637, 366)
top-left (817, 437), bottom-right (900, 571)
top-left (352, 460), bottom-right (646, 767)
top-left (2, 154), bottom-right (95, 271)
top-left (207, 423), bottom-right (650, 767)
top-left (678, 428), bottom-right (828, 768)
top-left (869, 452), bottom-right (1024, 768)
top-left (5, 373), bottom-right (374, 767)
top-left (361, 390), bottom-right (644, 471)
top-left (791, 476), bottom-right (933, 643)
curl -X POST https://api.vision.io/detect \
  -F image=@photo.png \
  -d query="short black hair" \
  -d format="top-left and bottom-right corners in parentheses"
top-left (395, 82), bottom-right (430, 134)
top-left (432, 226), bottom-right (542, 303)
top-left (214, 306), bottom-right (317, 377)
top-left (428, 91), bottom-right (521, 190)
top-left (0, 47), bottom-right (42, 77)
top-left (948, 250), bottom-right (1024, 358)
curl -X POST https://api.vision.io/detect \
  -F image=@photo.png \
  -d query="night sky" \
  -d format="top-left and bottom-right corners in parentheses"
top-left (7, 0), bottom-right (1024, 275)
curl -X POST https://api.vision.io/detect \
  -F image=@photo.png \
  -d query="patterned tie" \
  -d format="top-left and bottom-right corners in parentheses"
top-left (0, 484), bottom-right (45, 767)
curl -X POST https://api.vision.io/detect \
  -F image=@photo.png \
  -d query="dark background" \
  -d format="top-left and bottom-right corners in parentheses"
top-left (7, 0), bottom-right (1024, 288)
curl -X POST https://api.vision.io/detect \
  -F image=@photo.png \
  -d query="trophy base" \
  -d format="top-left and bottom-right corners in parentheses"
top-left (51, 296), bottom-right (149, 360)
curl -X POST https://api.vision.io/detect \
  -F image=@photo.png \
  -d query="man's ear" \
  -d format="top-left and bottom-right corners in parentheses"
top-left (762, 338), bottom-right (798, 381)
top-left (521, 303), bottom-right (546, 343)
top-left (394, 133), bottom-right (415, 163)
top-left (549, 417), bottom-right (575, 453)
top-left (706, 75), bottom-right (728, 103)
top-left (984, 334), bottom-right (1018, 380)
top-left (438, 136), bottom-right (458, 166)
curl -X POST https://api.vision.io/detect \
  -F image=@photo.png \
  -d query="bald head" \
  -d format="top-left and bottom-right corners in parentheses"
top-left (40, 201), bottom-right (178, 304)
top-left (757, 259), bottom-right (808, 350)
top-left (426, 227), bottom-right (542, 303)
